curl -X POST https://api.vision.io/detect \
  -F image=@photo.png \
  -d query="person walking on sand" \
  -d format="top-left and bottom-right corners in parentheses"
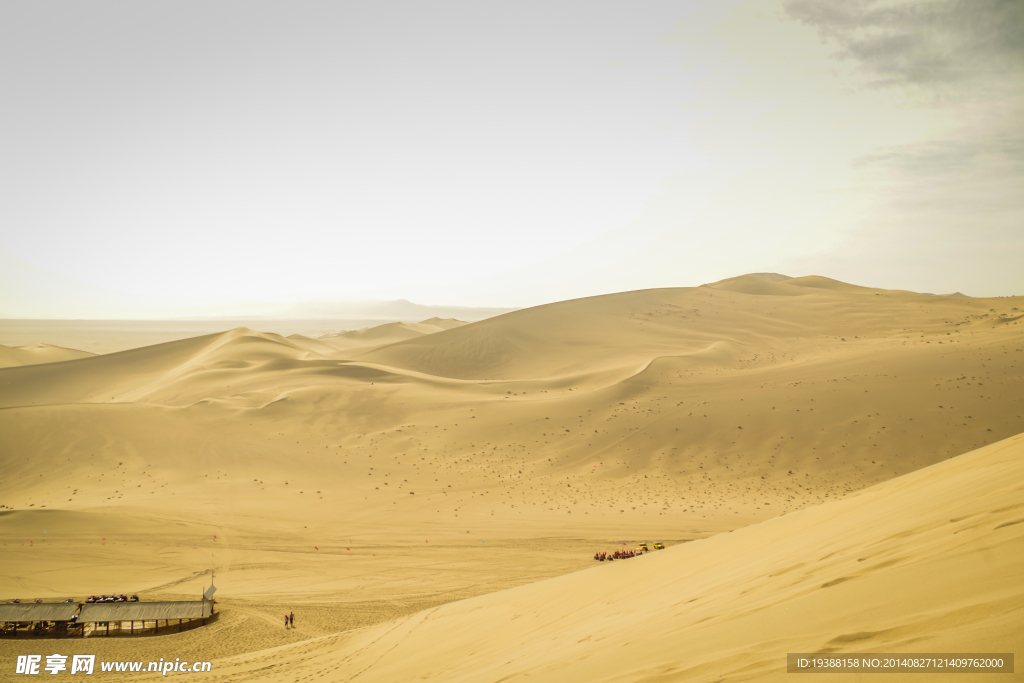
top-left (285, 615), bottom-right (289, 628)
top-left (289, 611), bottom-right (295, 628)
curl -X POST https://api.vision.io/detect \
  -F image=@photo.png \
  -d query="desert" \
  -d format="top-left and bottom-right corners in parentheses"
top-left (3, 1), bottom-right (1023, 679)
top-left (1, 274), bottom-right (1022, 680)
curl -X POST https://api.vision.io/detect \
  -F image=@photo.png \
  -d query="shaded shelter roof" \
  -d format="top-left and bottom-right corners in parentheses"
top-left (0, 603), bottom-right (80, 622)
top-left (79, 601), bottom-right (212, 622)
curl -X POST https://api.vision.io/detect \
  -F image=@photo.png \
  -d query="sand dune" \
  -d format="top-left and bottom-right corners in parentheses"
top-left (0, 274), bottom-right (1021, 679)
top-left (0, 342), bottom-right (94, 368)
top-left (284, 333), bottom-right (349, 357)
top-left (418, 317), bottom-right (469, 330)
top-left (0, 319), bottom-right (427, 355)
top-left (356, 274), bottom-right (1004, 380)
top-left (1, 275), bottom-right (1020, 517)
top-left (209, 432), bottom-right (1024, 682)
top-left (314, 318), bottom-right (467, 353)
top-left (0, 328), bottom-right (325, 408)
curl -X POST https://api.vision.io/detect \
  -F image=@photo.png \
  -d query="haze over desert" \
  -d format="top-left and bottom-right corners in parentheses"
top-left (3, 0), bottom-right (1023, 680)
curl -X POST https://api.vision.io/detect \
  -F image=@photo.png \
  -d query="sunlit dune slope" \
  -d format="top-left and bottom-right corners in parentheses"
top-left (284, 333), bottom-right (343, 357)
top-left (0, 275), bottom-right (1020, 525)
top-left (286, 318), bottom-right (467, 356)
top-left (0, 275), bottom-right (1022, 679)
top-left (314, 319), bottom-right (467, 353)
top-left (216, 432), bottom-right (1024, 683)
top-left (355, 274), bottom-right (1019, 381)
top-left (0, 342), bottom-right (95, 368)
top-left (418, 317), bottom-right (468, 330)
top-left (0, 327), bottom-right (325, 407)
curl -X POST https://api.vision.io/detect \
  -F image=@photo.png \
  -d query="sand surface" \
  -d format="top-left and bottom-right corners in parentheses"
top-left (0, 342), bottom-right (95, 368)
top-left (1, 274), bottom-right (1021, 680)
top-left (207, 431), bottom-right (1024, 682)
top-left (0, 319), bottom-right (419, 355)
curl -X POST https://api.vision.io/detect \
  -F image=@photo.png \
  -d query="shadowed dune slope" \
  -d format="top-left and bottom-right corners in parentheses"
top-left (216, 432), bottom-right (1024, 683)
top-left (0, 342), bottom-right (95, 368)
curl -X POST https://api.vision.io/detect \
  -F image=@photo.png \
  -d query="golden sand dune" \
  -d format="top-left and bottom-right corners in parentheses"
top-left (0, 276), bottom-right (1020, 520)
top-left (0, 328), bottom-right (325, 408)
top-left (0, 275), bottom-right (1021, 679)
top-left (418, 317), bottom-right (469, 330)
top-left (284, 333), bottom-right (346, 357)
top-left (314, 318), bottom-right (467, 353)
top-left (0, 342), bottom-right (94, 368)
top-left (356, 274), bottom-right (1015, 381)
top-left (209, 432), bottom-right (1024, 682)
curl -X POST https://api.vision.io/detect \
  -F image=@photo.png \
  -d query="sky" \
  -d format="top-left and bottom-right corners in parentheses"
top-left (1, 0), bottom-right (1021, 318)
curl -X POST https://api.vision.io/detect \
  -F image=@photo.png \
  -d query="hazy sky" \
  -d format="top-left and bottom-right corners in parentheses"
top-left (2, 0), bottom-right (1021, 317)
